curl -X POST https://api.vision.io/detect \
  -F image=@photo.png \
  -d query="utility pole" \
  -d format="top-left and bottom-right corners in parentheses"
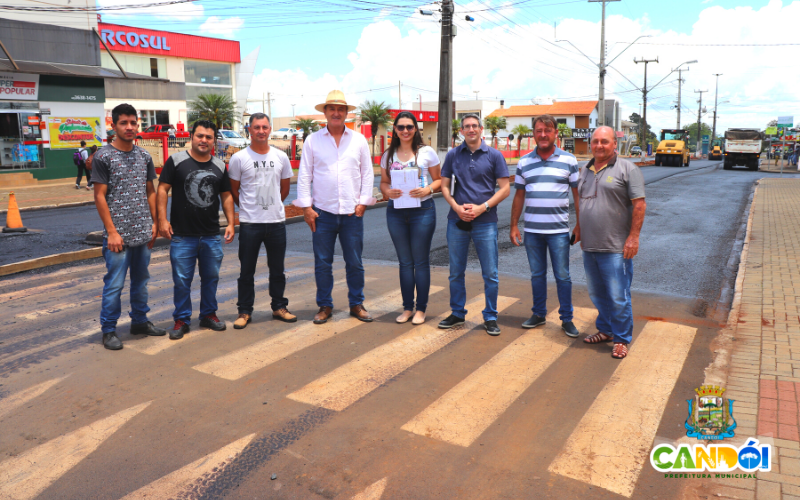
top-left (675, 67), bottom-right (688, 129)
top-left (267, 92), bottom-right (272, 120)
top-left (634, 57), bottom-right (658, 149)
top-left (711, 73), bottom-right (722, 143)
top-left (436, 0), bottom-right (454, 159)
top-left (695, 89), bottom-right (708, 156)
top-left (398, 81), bottom-right (402, 110)
top-left (588, 0), bottom-right (620, 127)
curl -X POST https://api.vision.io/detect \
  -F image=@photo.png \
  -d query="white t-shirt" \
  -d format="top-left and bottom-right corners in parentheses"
top-left (228, 146), bottom-right (294, 223)
top-left (380, 145), bottom-right (440, 202)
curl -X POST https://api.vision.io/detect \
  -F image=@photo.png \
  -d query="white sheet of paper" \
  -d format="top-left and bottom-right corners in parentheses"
top-left (391, 169), bottom-right (421, 209)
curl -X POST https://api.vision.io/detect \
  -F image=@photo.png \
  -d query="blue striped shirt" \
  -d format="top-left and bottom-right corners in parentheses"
top-left (514, 146), bottom-right (579, 234)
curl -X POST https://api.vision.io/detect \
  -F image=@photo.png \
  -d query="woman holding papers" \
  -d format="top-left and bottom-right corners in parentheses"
top-left (379, 112), bottom-right (442, 325)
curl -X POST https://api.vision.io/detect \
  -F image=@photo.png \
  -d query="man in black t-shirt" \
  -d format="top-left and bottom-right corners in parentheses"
top-left (157, 120), bottom-right (235, 340)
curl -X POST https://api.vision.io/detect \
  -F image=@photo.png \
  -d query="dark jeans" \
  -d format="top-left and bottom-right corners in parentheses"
top-left (386, 199), bottom-right (436, 312)
top-left (237, 222), bottom-right (288, 314)
top-left (170, 235), bottom-right (223, 322)
top-left (312, 206), bottom-right (364, 308)
top-left (76, 163), bottom-right (89, 185)
top-left (524, 231), bottom-right (573, 321)
top-left (100, 239), bottom-right (151, 333)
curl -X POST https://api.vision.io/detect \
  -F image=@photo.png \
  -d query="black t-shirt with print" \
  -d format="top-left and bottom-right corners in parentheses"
top-left (158, 151), bottom-right (231, 236)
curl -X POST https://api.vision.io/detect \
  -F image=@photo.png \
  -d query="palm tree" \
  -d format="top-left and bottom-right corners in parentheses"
top-left (484, 116), bottom-right (507, 147)
top-left (290, 117), bottom-right (319, 141)
top-left (452, 118), bottom-right (460, 147)
top-left (557, 122), bottom-right (571, 149)
top-left (357, 100), bottom-right (392, 157)
top-left (188, 93), bottom-right (238, 130)
top-left (511, 124), bottom-right (532, 155)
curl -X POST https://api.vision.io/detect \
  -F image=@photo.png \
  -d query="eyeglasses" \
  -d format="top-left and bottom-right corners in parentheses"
top-left (462, 124), bottom-right (481, 130)
top-left (395, 125), bottom-right (416, 132)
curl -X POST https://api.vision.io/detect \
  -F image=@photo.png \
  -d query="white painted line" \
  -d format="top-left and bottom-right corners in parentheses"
top-left (402, 307), bottom-right (597, 447)
top-left (351, 477), bottom-right (388, 500)
top-left (0, 375), bottom-right (70, 419)
top-left (0, 401), bottom-right (151, 500)
top-left (548, 321), bottom-right (697, 498)
top-left (287, 295), bottom-right (517, 411)
top-left (119, 433), bottom-right (256, 499)
top-left (193, 284), bottom-right (435, 380)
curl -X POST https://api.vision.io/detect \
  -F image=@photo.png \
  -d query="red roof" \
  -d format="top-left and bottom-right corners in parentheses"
top-left (487, 101), bottom-right (598, 118)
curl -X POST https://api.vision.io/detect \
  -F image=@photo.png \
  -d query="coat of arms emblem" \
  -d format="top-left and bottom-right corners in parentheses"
top-left (685, 385), bottom-right (737, 440)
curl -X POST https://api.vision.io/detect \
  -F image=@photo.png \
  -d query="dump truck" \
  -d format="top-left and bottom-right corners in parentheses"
top-left (654, 129), bottom-right (690, 167)
top-left (723, 128), bottom-right (763, 171)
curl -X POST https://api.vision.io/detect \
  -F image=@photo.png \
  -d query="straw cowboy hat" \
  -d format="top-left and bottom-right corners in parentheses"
top-left (315, 90), bottom-right (356, 113)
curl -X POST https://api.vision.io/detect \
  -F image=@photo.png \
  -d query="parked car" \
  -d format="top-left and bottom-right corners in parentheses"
top-left (269, 127), bottom-right (302, 140)
top-left (630, 145), bottom-right (642, 155)
top-left (137, 124), bottom-right (189, 147)
top-left (216, 129), bottom-right (249, 149)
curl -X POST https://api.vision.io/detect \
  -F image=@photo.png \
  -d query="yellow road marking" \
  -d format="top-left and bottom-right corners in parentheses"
top-left (351, 477), bottom-right (388, 500)
top-left (193, 284), bottom-right (435, 380)
top-left (548, 321), bottom-right (697, 497)
top-left (402, 307), bottom-right (597, 447)
top-left (287, 295), bottom-right (517, 411)
top-left (0, 401), bottom-right (151, 500)
top-left (0, 375), bottom-right (70, 419)
top-left (119, 433), bottom-right (256, 499)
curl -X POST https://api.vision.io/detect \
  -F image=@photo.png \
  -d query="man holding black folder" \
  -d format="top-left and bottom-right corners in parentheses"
top-left (439, 114), bottom-right (510, 335)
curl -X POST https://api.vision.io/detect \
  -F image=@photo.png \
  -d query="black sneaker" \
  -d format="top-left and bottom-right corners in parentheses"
top-left (130, 321), bottom-right (166, 336)
top-left (438, 314), bottom-right (465, 329)
top-left (103, 332), bottom-right (123, 350)
top-left (200, 314), bottom-right (226, 331)
top-left (562, 321), bottom-right (579, 338)
top-left (170, 320), bottom-right (189, 340)
top-left (521, 314), bottom-right (546, 329)
top-left (484, 320), bottom-right (501, 336)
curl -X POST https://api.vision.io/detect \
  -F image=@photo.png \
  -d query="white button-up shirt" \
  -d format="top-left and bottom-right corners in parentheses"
top-left (294, 126), bottom-right (375, 214)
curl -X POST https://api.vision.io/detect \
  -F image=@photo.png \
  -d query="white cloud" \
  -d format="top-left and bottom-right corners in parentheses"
top-left (198, 16), bottom-right (244, 38)
top-left (97, 0), bottom-right (204, 20)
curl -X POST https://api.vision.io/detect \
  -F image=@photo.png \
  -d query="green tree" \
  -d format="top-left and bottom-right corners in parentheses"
top-left (357, 100), bottom-right (392, 157)
top-left (452, 118), bottom-right (460, 147)
top-left (629, 112), bottom-right (657, 145)
top-left (188, 93), bottom-right (238, 130)
top-left (511, 124), bottom-right (532, 154)
top-left (686, 122), bottom-right (713, 151)
top-left (483, 116), bottom-right (507, 145)
top-left (290, 117), bottom-right (319, 140)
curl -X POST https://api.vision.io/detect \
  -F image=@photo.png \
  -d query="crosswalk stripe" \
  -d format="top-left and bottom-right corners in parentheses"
top-left (0, 375), bottom-right (69, 419)
top-left (351, 477), bottom-right (388, 500)
top-left (0, 401), bottom-right (151, 500)
top-left (548, 321), bottom-right (697, 498)
top-left (193, 283), bottom-right (437, 380)
top-left (402, 307), bottom-right (597, 447)
top-left (287, 294), bottom-right (517, 412)
top-left (119, 433), bottom-right (256, 499)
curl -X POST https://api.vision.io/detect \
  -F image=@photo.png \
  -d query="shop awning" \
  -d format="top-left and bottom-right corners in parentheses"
top-left (0, 58), bottom-right (167, 82)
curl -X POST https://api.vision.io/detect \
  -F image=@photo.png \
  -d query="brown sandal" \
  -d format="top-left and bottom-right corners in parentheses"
top-left (612, 343), bottom-right (629, 359)
top-left (584, 332), bottom-right (613, 344)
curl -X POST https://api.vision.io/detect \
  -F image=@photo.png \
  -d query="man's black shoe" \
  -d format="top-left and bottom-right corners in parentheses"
top-left (562, 321), bottom-right (580, 338)
top-left (484, 320), bottom-right (501, 336)
top-left (170, 320), bottom-right (189, 340)
top-left (200, 314), bottom-right (226, 331)
top-left (103, 332), bottom-right (123, 350)
top-left (130, 321), bottom-right (166, 336)
top-left (521, 314), bottom-right (546, 329)
top-left (438, 314), bottom-right (465, 329)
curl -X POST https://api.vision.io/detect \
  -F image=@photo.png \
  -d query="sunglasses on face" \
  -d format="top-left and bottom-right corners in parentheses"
top-left (395, 125), bottom-right (416, 132)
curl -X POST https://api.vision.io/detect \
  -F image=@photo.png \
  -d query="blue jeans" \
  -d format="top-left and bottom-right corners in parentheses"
top-left (446, 219), bottom-right (499, 321)
top-left (582, 251), bottom-right (633, 344)
top-left (387, 199), bottom-right (437, 312)
top-left (237, 222), bottom-right (288, 314)
top-left (170, 235), bottom-right (223, 323)
top-left (312, 207), bottom-right (365, 308)
top-left (524, 232), bottom-right (573, 321)
top-left (100, 240), bottom-right (151, 333)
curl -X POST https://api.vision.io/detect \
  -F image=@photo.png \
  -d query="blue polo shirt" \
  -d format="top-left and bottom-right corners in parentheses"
top-left (441, 140), bottom-right (509, 223)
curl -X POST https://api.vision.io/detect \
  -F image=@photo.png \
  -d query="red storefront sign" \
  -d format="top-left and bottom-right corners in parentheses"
top-left (388, 109), bottom-right (439, 122)
top-left (98, 23), bottom-right (240, 63)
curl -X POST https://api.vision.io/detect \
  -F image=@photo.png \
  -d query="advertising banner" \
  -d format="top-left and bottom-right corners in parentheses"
top-left (0, 73), bottom-right (39, 101)
top-left (778, 116), bottom-right (793, 128)
top-left (48, 117), bottom-right (103, 149)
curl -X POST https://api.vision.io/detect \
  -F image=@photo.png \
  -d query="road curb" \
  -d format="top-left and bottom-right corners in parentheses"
top-left (0, 200), bottom-right (96, 215)
top-left (0, 247), bottom-right (103, 277)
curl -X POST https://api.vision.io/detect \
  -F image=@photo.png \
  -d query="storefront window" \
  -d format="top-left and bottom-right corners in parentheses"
top-left (184, 61), bottom-right (231, 86)
top-left (185, 86), bottom-right (232, 103)
top-left (139, 110), bottom-right (171, 129)
top-left (0, 106), bottom-right (44, 170)
top-left (101, 53), bottom-right (166, 78)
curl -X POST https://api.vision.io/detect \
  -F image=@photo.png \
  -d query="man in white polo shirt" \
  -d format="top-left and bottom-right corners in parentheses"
top-left (294, 90), bottom-right (375, 324)
top-left (510, 114), bottom-right (581, 338)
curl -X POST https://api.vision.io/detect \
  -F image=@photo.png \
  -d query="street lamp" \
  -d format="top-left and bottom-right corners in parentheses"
top-left (473, 90), bottom-right (480, 100)
top-left (291, 104), bottom-right (296, 117)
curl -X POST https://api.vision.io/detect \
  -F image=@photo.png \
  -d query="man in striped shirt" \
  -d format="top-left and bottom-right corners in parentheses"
top-left (510, 114), bottom-right (580, 337)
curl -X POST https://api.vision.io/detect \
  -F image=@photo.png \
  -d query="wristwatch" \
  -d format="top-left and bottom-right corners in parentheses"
top-left (484, 202), bottom-right (491, 212)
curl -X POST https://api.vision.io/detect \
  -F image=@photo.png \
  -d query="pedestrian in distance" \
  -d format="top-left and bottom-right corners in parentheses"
top-left (85, 145), bottom-right (98, 190)
top-left (509, 114), bottom-right (580, 338)
top-left (439, 114), bottom-right (510, 336)
top-left (75, 140), bottom-right (89, 189)
top-left (91, 103), bottom-right (166, 350)
top-left (228, 112), bottom-right (296, 329)
top-left (157, 120), bottom-right (235, 340)
top-left (243, 122), bottom-right (250, 139)
top-left (294, 90), bottom-right (375, 324)
top-left (577, 126), bottom-right (646, 359)
top-left (379, 111), bottom-right (442, 325)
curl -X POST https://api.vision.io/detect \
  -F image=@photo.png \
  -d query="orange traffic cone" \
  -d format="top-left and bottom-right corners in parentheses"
top-left (3, 192), bottom-right (27, 233)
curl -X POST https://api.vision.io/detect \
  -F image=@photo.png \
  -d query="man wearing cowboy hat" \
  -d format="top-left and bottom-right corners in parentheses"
top-left (294, 90), bottom-right (376, 324)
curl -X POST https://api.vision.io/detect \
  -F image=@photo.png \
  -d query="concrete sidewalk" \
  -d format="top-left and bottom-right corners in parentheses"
top-left (0, 179), bottom-right (96, 212)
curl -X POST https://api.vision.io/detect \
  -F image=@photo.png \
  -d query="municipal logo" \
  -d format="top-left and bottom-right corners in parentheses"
top-left (650, 438), bottom-right (771, 474)
top-left (685, 385), bottom-right (736, 440)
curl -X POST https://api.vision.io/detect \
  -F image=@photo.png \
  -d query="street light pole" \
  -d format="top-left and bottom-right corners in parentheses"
top-left (588, 0), bottom-right (620, 127)
top-left (712, 73), bottom-right (722, 143)
top-left (695, 89), bottom-right (708, 155)
top-left (676, 67), bottom-right (689, 128)
top-left (634, 57), bottom-right (658, 150)
top-left (436, 0), bottom-right (454, 159)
